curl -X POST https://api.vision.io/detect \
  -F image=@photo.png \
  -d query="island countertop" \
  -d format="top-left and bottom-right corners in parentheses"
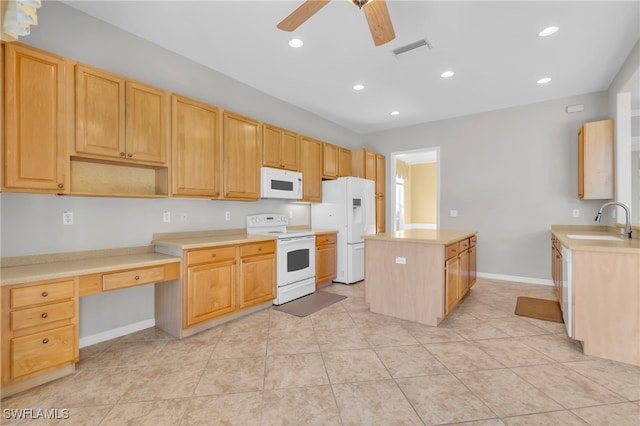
top-left (363, 229), bottom-right (477, 245)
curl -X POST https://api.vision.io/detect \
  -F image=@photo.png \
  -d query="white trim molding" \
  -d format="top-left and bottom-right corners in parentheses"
top-left (477, 272), bottom-right (553, 286)
top-left (79, 318), bottom-right (156, 348)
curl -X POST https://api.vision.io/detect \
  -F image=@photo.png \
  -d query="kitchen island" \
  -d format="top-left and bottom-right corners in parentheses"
top-left (363, 229), bottom-right (477, 326)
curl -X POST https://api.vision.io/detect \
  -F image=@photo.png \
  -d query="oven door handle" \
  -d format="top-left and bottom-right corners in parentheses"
top-left (278, 236), bottom-right (315, 246)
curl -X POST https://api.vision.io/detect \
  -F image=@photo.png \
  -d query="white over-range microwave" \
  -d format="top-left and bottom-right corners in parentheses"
top-left (261, 167), bottom-right (303, 200)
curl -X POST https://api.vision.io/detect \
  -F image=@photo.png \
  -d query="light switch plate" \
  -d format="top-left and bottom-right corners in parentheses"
top-left (63, 211), bottom-right (74, 225)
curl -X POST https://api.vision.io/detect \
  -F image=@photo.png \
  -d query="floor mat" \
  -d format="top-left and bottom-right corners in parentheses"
top-left (515, 296), bottom-right (564, 323)
top-left (273, 291), bottom-right (347, 317)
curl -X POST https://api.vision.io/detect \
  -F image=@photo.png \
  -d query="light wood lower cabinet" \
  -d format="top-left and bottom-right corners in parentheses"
top-left (315, 233), bottom-right (337, 287)
top-left (444, 236), bottom-right (476, 316)
top-left (1, 278), bottom-right (79, 388)
top-left (551, 236), bottom-right (563, 303)
top-left (156, 240), bottom-right (276, 337)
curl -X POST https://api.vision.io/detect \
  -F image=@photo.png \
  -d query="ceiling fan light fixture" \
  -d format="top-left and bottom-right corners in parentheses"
top-left (351, 0), bottom-right (371, 9)
top-left (288, 38), bottom-right (304, 48)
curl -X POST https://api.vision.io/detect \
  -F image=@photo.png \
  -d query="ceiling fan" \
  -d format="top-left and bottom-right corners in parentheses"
top-left (277, 0), bottom-right (396, 47)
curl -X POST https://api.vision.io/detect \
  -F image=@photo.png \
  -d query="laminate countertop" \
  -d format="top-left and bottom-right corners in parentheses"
top-left (363, 229), bottom-right (477, 245)
top-left (551, 225), bottom-right (640, 254)
top-left (1, 246), bottom-right (180, 287)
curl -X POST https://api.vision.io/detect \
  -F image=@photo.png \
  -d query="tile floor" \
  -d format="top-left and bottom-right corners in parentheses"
top-left (2, 279), bottom-right (639, 425)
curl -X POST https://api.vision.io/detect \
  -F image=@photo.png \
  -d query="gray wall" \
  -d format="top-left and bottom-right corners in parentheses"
top-left (363, 92), bottom-right (610, 281)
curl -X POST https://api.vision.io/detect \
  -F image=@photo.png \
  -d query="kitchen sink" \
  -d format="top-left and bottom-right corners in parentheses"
top-left (566, 234), bottom-right (622, 241)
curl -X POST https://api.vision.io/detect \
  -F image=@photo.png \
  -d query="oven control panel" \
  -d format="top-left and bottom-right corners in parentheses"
top-left (246, 214), bottom-right (289, 227)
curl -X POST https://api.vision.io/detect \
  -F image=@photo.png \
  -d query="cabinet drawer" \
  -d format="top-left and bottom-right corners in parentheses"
top-left (316, 233), bottom-right (337, 246)
top-left (187, 246), bottom-right (237, 265)
top-left (11, 300), bottom-right (75, 332)
top-left (470, 235), bottom-right (477, 247)
top-left (445, 243), bottom-right (459, 260)
top-left (459, 238), bottom-right (470, 250)
top-left (240, 241), bottom-right (275, 257)
top-left (10, 280), bottom-right (75, 309)
top-left (102, 265), bottom-right (166, 291)
top-left (11, 325), bottom-right (76, 380)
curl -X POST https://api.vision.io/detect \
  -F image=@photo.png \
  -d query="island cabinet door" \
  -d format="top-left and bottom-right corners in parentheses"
top-left (444, 257), bottom-right (460, 315)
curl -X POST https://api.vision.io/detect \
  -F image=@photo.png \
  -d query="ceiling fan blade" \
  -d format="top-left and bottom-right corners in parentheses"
top-left (363, 0), bottom-right (395, 46)
top-left (277, 0), bottom-right (331, 32)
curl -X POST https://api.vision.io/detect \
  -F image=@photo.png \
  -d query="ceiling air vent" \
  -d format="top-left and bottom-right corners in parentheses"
top-left (392, 38), bottom-right (432, 57)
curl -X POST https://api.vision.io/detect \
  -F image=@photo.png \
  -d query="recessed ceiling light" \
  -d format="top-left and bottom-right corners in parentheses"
top-left (538, 26), bottom-right (559, 37)
top-left (288, 38), bottom-right (303, 48)
top-left (440, 71), bottom-right (454, 78)
top-left (537, 77), bottom-right (552, 84)
top-left (390, 111), bottom-right (400, 116)
top-left (353, 84), bottom-right (365, 91)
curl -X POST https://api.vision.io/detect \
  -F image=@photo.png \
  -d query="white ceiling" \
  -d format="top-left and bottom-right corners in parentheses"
top-left (59, 0), bottom-right (640, 135)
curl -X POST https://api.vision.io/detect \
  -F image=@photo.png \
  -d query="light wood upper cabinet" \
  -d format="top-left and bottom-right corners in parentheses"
top-left (171, 95), bottom-right (221, 198)
top-left (223, 111), bottom-right (261, 200)
top-left (299, 136), bottom-right (323, 202)
top-left (375, 153), bottom-right (385, 197)
top-left (338, 148), bottom-right (352, 177)
top-left (3, 43), bottom-right (70, 193)
top-left (322, 143), bottom-right (339, 179)
top-left (578, 119), bottom-right (614, 200)
top-left (262, 124), bottom-right (299, 171)
top-left (75, 64), bottom-right (170, 165)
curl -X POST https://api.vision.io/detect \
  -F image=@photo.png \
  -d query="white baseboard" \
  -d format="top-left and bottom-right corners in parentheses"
top-left (79, 318), bottom-right (156, 348)
top-left (477, 272), bottom-right (553, 287)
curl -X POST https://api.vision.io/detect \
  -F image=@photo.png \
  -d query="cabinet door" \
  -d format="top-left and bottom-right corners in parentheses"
top-left (223, 112), bottom-right (261, 200)
top-left (322, 143), bottom-right (338, 179)
top-left (75, 64), bottom-right (126, 159)
top-left (468, 246), bottom-right (477, 288)
top-left (186, 260), bottom-right (237, 327)
top-left (459, 249), bottom-right (470, 298)
top-left (375, 196), bottom-right (385, 233)
top-left (262, 125), bottom-right (283, 169)
top-left (299, 136), bottom-right (322, 202)
top-left (578, 120), bottom-right (613, 200)
top-left (338, 148), bottom-right (352, 177)
top-left (172, 95), bottom-right (221, 197)
top-left (445, 257), bottom-right (460, 315)
top-left (281, 130), bottom-right (299, 171)
top-left (364, 150), bottom-right (377, 180)
top-left (239, 253), bottom-right (276, 309)
top-left (125, 81), bottom-right (170, 164)
top-left (375, 154), bottom-right (385, 197)
top-left (316, 243), bottom-right (337, 286)
top-left (4, 44), bottom-right (69, 193)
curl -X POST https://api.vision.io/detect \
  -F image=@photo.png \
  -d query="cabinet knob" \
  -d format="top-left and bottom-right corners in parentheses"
top-left (41, 291), bottom-right (48, 297)
top-left (134, 275), bottom-right (140, 280)
top-left (127, 153), bottom-right (133, 158)
top-left (42, 338), bottom-right (49, 344)
top-left (120, 152), bottom-right (126, 157)
top-left (57, 183), bottom-right (64, 189)
top-left (258, 247), bottom-right (262, 251)
top-left (211, 254), bottom-right (217, 257)
top-left (41, 312), bottom-right (48, 319)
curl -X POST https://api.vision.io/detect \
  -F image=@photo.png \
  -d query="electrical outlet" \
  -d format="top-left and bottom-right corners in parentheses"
top-left (163, 211), bottom-right (171, 222)
top-left (225, 211), bottom-right (231, 221)
top-left (62, 211), bottom-right (74, 225)
top-left (450, 210), bottom-right (458, 217)
top-left (572, 209), bottom-right (580, 218)
top-left (288, 210), bottom-right (293, 219)
top-left (395, 257), bottom-right (406, 264)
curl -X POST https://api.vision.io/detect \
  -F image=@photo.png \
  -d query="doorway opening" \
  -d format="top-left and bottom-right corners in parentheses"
top-left (390, 147), bottom-right (440, 231)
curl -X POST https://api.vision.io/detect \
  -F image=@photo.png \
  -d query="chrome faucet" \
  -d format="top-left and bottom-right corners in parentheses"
top-left (595, 201), bottom-right (632, 239)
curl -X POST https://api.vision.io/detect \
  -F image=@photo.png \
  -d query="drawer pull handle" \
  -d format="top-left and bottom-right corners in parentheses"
top-left (57, 183), bottom-right (64, 189)
top-left (41, 313), bottom-right (48, 319)
top-left (42, 338), bottom-right (49, 344)
top-left (41, 291), bottom-right (48, 297)
top-left (134, 275), bottom-right (140, 280)
top-left (258, 247), bottom-right (262, 251)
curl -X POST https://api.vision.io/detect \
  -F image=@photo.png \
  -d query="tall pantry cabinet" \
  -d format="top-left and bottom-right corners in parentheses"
top-left (352, 149), bottom-right (386, 233)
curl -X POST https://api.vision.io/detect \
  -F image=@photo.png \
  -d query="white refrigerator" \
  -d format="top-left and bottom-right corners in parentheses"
top-left (311, 177), bottom-right (376, 284)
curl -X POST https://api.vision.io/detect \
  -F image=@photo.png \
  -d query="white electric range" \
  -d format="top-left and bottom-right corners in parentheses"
top-left (246, 214), bottom-right (316, 305)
